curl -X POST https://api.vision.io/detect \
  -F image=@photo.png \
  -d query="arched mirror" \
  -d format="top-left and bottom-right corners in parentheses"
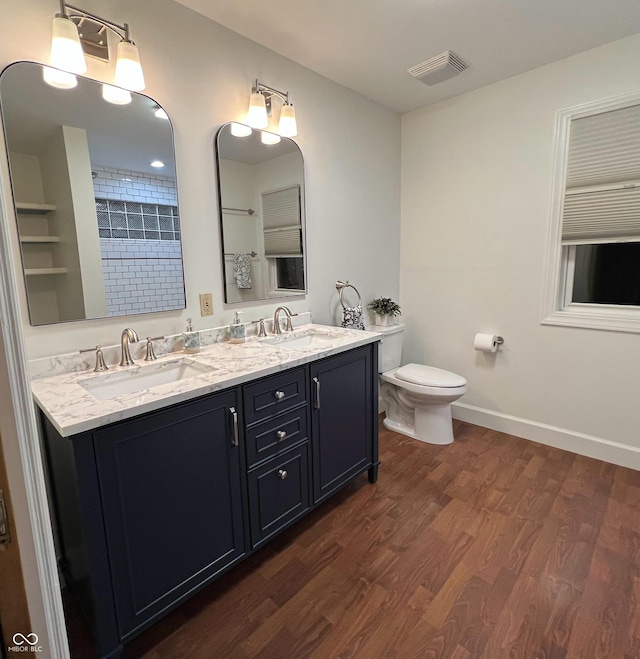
top-left (215, 122), bottom-right (306, 304)
top-left (0, 61), bottom-right (185, 325)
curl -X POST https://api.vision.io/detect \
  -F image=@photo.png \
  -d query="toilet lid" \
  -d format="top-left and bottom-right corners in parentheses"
top-left (395, 363), bottom-right (466, 387)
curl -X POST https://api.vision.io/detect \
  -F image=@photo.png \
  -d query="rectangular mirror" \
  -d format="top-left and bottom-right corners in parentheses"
top-left (0, 61), bottom-right (186, 325)
top-left (215, 122), bottom-right (306, 304)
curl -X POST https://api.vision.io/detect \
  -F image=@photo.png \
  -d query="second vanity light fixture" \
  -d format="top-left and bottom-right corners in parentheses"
top-left (245, 79), bottom-right (298, 138)
top-left (44, 0), bottom-right (145, 100)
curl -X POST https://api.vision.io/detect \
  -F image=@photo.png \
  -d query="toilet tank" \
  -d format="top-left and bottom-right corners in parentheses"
top-left (365, 323), bottom-right (404, 373)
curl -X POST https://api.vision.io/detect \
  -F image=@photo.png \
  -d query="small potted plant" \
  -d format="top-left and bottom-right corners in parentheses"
top-left (367, 296), bottom-right (401, 326)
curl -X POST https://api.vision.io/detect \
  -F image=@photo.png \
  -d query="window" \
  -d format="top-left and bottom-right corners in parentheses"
top-left (273, 257), bottom-right (305, 291)
top-left (542, 93), bottom-right (640, 333)
top-left (262, 185), bottom-right (305, 295)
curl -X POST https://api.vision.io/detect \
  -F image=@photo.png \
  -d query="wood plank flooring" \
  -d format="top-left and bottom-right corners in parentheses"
top-left (66, 419), bottom-right (640, 658)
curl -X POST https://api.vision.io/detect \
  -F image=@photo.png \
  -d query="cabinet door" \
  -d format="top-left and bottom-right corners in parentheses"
top-left (93, 389), bottom-right (245, 639)
top-left (310, 345), bottom-right (374, 503)
top-left (247, 442), bottom-right (311, 548)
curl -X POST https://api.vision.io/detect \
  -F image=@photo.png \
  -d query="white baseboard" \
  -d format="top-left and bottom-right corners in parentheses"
top-left (452, 402), bottom-right (640, 471)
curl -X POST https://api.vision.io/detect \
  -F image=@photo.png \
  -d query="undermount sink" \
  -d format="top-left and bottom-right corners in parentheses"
top-left (261, 331), bottom-right (338, 350)
top-left (79, 359), bottom-right (216, 400)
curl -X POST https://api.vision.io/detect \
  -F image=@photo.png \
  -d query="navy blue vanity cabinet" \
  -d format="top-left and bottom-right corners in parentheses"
top-left (310, 344), bottom-right (379, 503)
top-left (93, 389), bottom-right (246, 640)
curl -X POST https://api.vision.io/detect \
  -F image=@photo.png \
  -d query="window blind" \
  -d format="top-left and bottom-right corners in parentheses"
top-left (562, 103), bottom-right (640, 243)
top-left (262, 185), bottom-right (302, 256)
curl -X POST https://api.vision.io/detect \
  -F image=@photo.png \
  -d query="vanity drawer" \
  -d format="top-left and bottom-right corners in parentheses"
top-left (247, 442), bottom-right (310, 548)
top-left (243, 366), bottom-right (307, 426)
top-left (245, 406), bottom-right (309, 468)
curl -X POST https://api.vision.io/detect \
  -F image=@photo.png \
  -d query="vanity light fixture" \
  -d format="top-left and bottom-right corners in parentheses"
top-left (245, 80), bottom-right (298, 137)
top-left (45, 0), bottom-right (145, 93)
top-left (43, 5), bottom-right (87, 89)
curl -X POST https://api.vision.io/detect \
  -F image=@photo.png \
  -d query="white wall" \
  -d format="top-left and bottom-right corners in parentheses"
top-left (401, 34), bottom-right (640, 466)
top-left (0, 0), bottom-right (400, 651)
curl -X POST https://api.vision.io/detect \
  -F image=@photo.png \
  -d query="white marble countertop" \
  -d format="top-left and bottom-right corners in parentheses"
top-left (32, 324), bottom-right (381, 438)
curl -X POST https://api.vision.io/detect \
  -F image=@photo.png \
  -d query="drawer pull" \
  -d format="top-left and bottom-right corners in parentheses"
top-left (229, 407), bottom-right (239, 447)
top-left (276, 430), bottom-right (287, 441)
top-left (274, 390), bottom-right (285, 401)
top-left (278, 469), bottom-right (288, 480)
top-left (313, 377), bottom-right (321, 409)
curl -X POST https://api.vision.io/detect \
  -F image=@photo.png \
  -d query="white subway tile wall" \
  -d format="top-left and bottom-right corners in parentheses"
top-left (92, 165), bottom-right (178, 206)
top-left (100, 239), bottom-right (185, 316)
top-left (92, 167), bottom-right (184, 316)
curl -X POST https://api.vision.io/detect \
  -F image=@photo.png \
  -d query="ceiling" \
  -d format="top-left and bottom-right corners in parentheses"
top-left (175, 0), bottom-right (640, 114)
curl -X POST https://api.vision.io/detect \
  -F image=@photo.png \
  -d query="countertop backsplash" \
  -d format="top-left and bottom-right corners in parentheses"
top-left (29, 311), bottom-right (313, 380)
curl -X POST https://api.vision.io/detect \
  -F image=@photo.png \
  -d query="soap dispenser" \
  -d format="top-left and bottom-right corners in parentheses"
top-left (229, 311), bottom-right (245, 344)
top-left (183, 317), bottom-right (201, 353)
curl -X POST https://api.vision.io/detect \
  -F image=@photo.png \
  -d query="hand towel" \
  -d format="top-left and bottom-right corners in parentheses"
top-left (341, 304), bottom-right (365, 330)
top-left (233, 253), bottom-right (252, 289)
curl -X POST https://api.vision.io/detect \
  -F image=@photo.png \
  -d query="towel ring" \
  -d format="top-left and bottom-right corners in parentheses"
top-left (335, 280), bottom-right (362, 309)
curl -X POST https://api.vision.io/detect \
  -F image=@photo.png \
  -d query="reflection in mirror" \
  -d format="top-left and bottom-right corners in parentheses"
top-left (0, 61), bottom-right (185, 325)
top-left (216, 122), bottom-right (306, 304)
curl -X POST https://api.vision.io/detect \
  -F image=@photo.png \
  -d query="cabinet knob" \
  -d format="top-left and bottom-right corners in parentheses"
top-left (274, 390), bottom-right (285, 401)
top-left (278, 469), bottom-right (288, 480)
top-left (276, 430), bottom-right (287, 441)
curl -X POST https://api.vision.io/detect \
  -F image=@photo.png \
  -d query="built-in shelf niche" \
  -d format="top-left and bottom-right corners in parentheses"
top-left (20, 236), bottom-right (61, 244)
top-left (16, 202), bottom-right (63, 268)
top-left (15, 202), bottom-right (57, 213)
top-left (24, 268), bottom-right (69, 276)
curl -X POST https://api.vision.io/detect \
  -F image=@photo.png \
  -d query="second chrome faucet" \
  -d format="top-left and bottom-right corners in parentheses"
top-left (272, 306), bottom-right (294, 334)
top-left (120, 328), bottom-right (140, 366)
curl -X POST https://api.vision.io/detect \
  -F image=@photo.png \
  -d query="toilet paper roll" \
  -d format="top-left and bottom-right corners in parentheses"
top-left (474, 333), bottom-right (499, 353)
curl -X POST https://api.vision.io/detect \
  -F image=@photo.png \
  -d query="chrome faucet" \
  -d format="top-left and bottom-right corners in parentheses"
top-left (120, 328), bottom-right (140, 366)
top-left (272, 306), bottom-right (293, 334)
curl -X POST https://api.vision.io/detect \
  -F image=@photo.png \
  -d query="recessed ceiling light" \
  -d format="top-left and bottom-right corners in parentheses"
top-left (150, 160), bottom-right (165, 168)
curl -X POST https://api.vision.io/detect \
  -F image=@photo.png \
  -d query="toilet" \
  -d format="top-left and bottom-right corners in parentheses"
top-left (367, 323), bottom-right (466, 445)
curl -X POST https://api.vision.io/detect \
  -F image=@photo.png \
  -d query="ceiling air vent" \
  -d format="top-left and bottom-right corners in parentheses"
top-left (407, 51), bottom-right (467, 86)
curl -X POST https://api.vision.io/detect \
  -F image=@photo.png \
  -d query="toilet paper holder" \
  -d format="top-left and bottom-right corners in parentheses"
top-left (474, 333), bottom-right (505, 353)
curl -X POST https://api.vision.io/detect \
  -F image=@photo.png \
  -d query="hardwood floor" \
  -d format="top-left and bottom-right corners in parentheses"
top-left (66, 419), bottom-right (640, 658)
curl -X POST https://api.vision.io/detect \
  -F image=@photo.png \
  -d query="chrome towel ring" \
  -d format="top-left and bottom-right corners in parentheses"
top-left (335, 280), bottom-right (362, 309)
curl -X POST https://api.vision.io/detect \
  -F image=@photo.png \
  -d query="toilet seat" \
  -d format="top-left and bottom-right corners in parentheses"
top-left (380, 368), bottom-right (467, 399)
top-left (394, 363), bottom-right (467, 388)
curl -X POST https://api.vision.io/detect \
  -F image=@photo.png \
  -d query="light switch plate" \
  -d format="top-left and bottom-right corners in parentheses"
top-left (199, 293), bottom-right (213, 316)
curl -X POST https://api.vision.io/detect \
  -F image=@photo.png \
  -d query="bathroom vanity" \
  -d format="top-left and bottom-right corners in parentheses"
top-left (34, 326), bottom-right (379, 658)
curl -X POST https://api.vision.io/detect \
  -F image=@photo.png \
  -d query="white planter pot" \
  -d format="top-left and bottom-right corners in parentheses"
top-left (374, 314), bottom-right (393, 326)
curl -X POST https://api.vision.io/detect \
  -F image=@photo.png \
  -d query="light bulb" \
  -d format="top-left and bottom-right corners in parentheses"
top-left (115, 40), bottom-right (145, 92)
top-left (261, 131), bottom-right (281, 145)
top-left (43, 66), bottom-right (77, 90)
top-left (150, 160), bottom-right (165, 168)
top-left (230, 123), bottom-right (252, 137)
top-left (278, 103), bottom-right (297, 137)
top-left (49, 15), bottom-right (86, 74)
top-left (102, 84), bottom-right (132, 105)
top-left (155, 107), bottom-right (169, 120)
top-left (247, 92), bottom-right (269, 129)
